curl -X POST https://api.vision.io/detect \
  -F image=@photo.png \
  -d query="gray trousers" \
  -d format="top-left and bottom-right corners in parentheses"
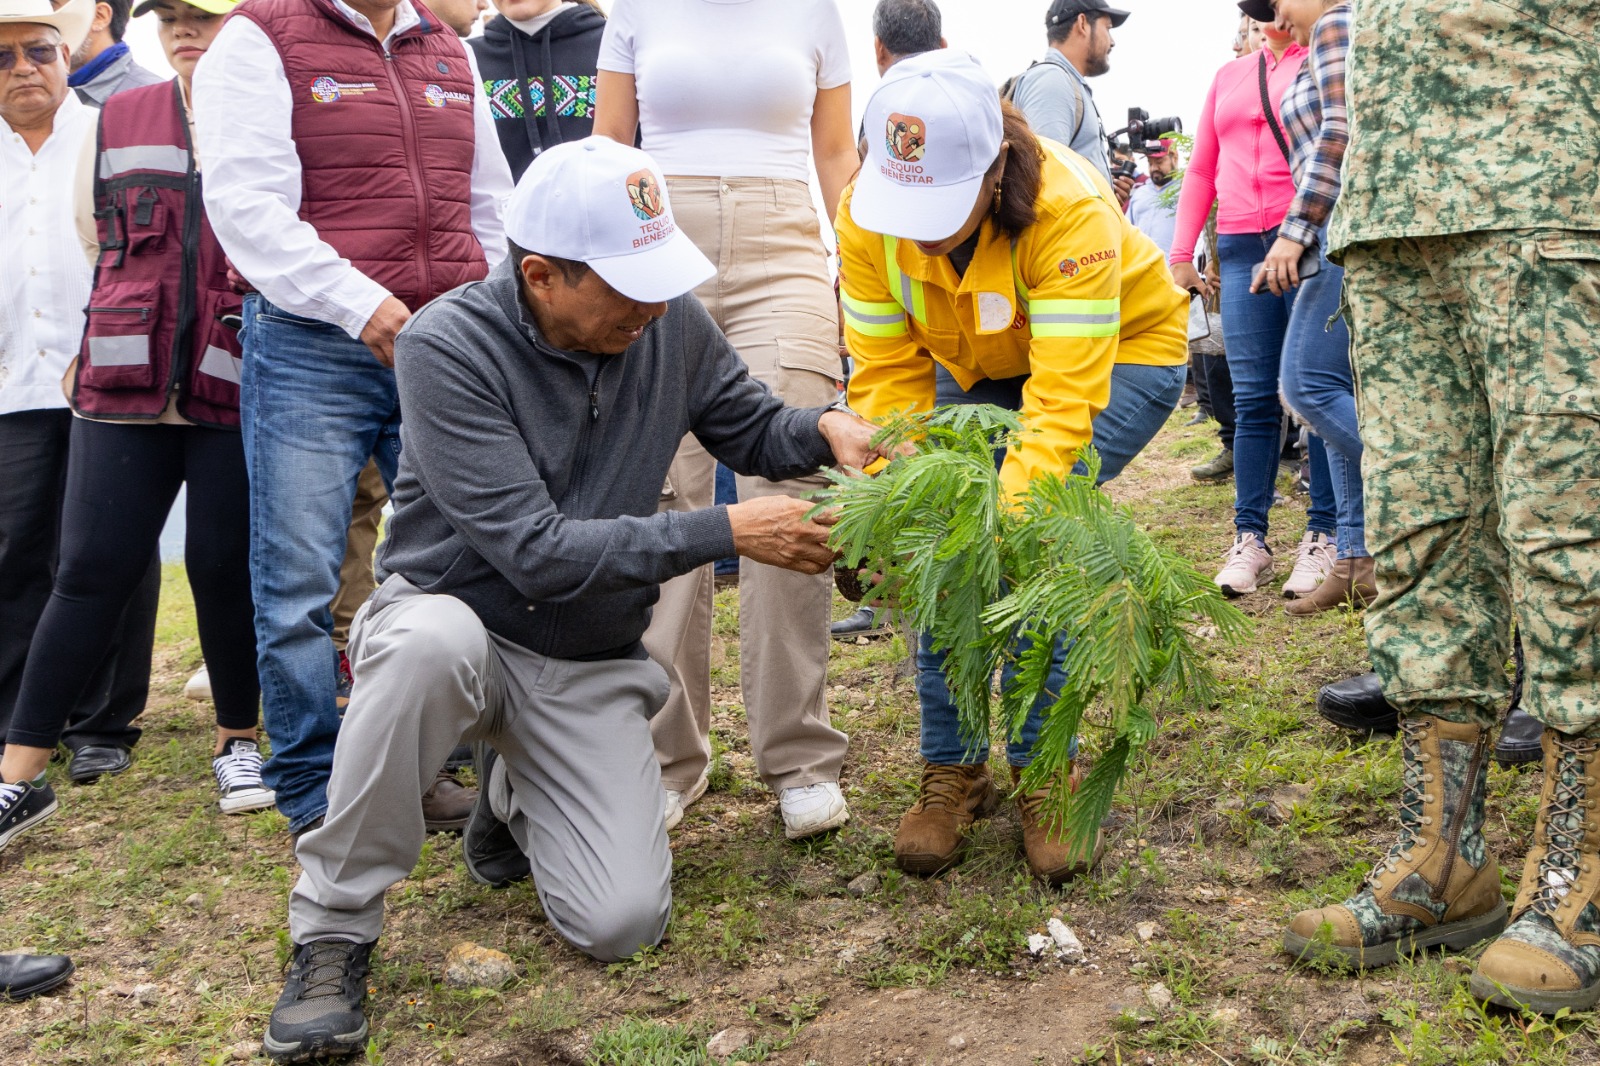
top-left (289, 575), bottom-right (673, 963)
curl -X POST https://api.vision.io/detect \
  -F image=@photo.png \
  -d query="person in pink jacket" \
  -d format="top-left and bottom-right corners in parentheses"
top-left (1169, 5), bottom-right (1336, 602)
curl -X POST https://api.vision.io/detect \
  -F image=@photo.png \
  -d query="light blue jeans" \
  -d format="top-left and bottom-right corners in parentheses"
top-left (917, 360), bottom-right (1183, 766)
top-left (1280, 233), bottom-right (1367, 559)
top-left (240, 296), bottom-right (401, 833)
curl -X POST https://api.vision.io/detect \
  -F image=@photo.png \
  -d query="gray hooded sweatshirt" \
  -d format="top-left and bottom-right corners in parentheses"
top-left (378, 257), bottom-right (836, 661)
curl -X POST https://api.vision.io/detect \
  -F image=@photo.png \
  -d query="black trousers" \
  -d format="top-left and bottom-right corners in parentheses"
top-left (7, 417), bottom-right (258, 750)
top-left (1194, 351), bottom-right (1236, 452)
top-left (0, 409), bottom-right (159, 754)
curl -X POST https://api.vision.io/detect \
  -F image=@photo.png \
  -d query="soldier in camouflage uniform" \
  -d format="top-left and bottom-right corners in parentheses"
top-left (1281, 0), bottom-right (1600, 1014)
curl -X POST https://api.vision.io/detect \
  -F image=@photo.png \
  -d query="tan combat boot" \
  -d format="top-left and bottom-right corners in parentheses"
top-left (1011, 763), bottom-right (1104, 885)
top-left (1471, 731), bottom-right (1600, 1014)
top-left (894, 762), bottom-right (1000, 875)
top-left (1284, 716), bottom-right (1508, 968)
top-left (1283, 556), bottom-right (1378, 617)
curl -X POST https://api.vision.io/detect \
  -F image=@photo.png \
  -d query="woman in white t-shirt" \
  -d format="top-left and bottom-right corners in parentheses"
top-left (594, 0), bottom-right (859, 844)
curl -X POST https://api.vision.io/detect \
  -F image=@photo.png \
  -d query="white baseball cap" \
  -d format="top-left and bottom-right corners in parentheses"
top-left (851, 50), bottom-right (1004, 243)
top-left (504, 137), bottom-right (714, 303)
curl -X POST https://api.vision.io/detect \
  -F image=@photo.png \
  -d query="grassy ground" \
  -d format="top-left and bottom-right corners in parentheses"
top-left (1, 410), bottom-right (1588, 1066)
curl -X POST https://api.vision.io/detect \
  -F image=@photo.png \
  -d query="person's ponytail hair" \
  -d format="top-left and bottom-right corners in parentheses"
top-left (992, 100), bottom-right (1044, 241)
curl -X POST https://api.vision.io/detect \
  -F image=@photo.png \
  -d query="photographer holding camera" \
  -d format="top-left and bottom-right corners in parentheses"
top-left (1009, 0), bottom-right (1127, 201)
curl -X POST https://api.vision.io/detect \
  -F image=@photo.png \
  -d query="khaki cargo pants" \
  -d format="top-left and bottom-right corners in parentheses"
top-left (1343, 230), bottom-right (1600, 733)
top-left (641, 176), bottom-right (849, 793)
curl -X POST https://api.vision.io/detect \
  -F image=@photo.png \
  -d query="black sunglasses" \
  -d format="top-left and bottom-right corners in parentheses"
top-left (0, 44), bottom-right (63, 72)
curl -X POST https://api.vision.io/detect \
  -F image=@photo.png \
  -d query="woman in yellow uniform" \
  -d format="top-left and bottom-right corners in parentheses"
top-left (836, 50), bottom-right (1188, 884)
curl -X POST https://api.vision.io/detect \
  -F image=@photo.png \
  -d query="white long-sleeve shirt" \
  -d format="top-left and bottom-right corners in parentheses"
top-left (192, 0), bottom-right (511, 340)
top-left (0, 93), bottom-right (97, 417)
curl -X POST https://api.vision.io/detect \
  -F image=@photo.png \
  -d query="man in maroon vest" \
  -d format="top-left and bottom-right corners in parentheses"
top-left (192, 0), bottom-right (512, 839)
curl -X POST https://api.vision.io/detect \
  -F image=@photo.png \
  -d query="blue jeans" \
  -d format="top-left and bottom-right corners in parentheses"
top-left (1217, 229), bottom-right (1335, 539)
top-left (240, 296), bottom-right (401, 833)
top-left (1280, 237), bottom-right (1367, 559)
top-left (917, 360), bottom-right (1177, 764)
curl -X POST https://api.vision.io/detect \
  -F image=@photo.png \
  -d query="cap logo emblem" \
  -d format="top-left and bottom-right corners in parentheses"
top-left (626, 169), bottom-right (676, 249)
top-left (628, 170), bottom-right (665, 221)
top-left (885, 113), bottom-right (927, 163)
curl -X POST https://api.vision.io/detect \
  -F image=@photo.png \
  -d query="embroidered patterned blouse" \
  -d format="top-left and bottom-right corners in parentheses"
top-left (1279, 3), bottom-right (1351, 247)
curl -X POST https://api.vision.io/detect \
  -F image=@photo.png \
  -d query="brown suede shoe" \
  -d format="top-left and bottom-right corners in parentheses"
top-left (1284, 556), bottom-right (1377, 617)
top-left (1011, 764), bottom-right (1104, 885)
top-left (422, 770), bottom-right (477, 834)
top-left (894, 762), bottom-right (1000, 875)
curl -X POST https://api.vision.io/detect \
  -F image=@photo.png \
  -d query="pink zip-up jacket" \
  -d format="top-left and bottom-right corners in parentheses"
top-left (1170, 44), bottom-right (1307, 264)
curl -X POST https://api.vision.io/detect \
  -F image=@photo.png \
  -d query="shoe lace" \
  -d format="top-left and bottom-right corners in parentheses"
top-left (213, 743), bottom-right (263, 792)
top-left (291, 941), bottom-right (360, 1003)
top-left (917, 765), bottom-right (980, 812)
top-left (1529, 743), bottom-right (1594, 917)
top-left (1289, 534), bottom-right (1333, 578)
top-left (0, 780), bottom-right (26, 814)
top-left (1367, 721), bottom-right (1432, 886)
top-left (1226, 534), bottom-right (1265, 566)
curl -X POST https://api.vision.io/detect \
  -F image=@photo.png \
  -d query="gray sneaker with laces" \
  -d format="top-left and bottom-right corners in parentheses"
top-left (263, 938), bottom-right (374, 1063)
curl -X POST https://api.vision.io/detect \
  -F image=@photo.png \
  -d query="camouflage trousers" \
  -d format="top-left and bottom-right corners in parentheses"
top-left (1343, 230), bottom-right (1600, 734)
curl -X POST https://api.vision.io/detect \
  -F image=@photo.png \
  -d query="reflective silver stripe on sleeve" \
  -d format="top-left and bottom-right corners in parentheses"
top-left (198, 344), bottom-right (243, 385)
top-left (1029, 313), bottom-right (1122, 326)
top-left (88, 335), bottom-right (151, 367)
top-left (98, 144), bottom-right (190, 179)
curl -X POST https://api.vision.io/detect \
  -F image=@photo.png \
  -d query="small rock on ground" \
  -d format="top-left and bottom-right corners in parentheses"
top-left (1145, 982), bottom-right (1173, 1012)
top-left (847, 871), bottom-right (881, 898)
top-left (707, 1026), bottom-right (753, 1059)
top-left (131, 983), bottom-right (160, 1007)
top-left (1047, 918), bottom-right (1086, 964)
top-left (1135, 921), bottom-right (1159, 943)
top-left (444, 942), bottom-right (516, 989)
top-left (947, 1033), bottom-right (968, 1050)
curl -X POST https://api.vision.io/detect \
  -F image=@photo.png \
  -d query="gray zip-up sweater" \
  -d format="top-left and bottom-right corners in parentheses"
top-left (378, 257), bottom-right (836, 661)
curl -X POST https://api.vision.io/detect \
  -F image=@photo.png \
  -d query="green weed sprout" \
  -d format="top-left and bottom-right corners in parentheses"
top-left (819, 404), bottom-right (1248, 861)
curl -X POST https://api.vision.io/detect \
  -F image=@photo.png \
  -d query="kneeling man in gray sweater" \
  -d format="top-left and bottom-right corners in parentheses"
top-left (264, 137), bottom-right (890, 1064)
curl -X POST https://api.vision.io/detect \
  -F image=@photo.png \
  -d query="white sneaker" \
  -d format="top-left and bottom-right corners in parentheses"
top-left (664, 773), bottom-right (708, 831)
top-left (779, 782), bottom-right (849, 840)
top-left (213, 738), bottom-right (275, 814)
top-left (1282, 530), bottom-right (1337, 599)
top-left (183, 666), bottom-right (212, 702)
top-left (1214, 532), bottom-right (1275, 597)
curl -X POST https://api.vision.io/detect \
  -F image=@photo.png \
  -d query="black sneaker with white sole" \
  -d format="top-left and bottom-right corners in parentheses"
top-left (263, 938), bottom-right (374, 1063)
top-left (0, 776), bottom-right (57, 852)
top-left (213, 738), bottom-right (276, 814)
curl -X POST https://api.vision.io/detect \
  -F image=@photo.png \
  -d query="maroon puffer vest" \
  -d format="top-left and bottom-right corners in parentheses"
top-left (74, 78), bottom-right (242, 428)
top-left (232, 0), bottom-right (487, 310)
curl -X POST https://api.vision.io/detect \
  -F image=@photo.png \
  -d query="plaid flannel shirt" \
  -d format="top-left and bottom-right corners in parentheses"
top-left (1279, 4), bottom-right (1351, 247)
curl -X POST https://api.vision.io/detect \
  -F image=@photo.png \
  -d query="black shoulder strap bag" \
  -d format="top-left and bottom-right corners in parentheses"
top-left (1258, 51), bottom-right (1321, 277)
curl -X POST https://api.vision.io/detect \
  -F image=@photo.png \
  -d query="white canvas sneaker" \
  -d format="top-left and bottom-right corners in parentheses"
top-left (779, 782), bottom-right (849, 840)
top-left (183, 666), bottom-right (212, 702)
top-left (664, 773), bottom-right (708, 831)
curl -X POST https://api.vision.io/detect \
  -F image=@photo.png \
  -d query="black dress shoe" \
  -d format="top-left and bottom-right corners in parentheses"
top-left (1316, 671), bottom-right (1399, 734)
top-left (463, 743), bottom-right (529, 889)
top-left (67, 745), bottom-right (131, 785)
top-left (0, 954), bottom-right (73, 1000)
top-left (1494, 708), bottom-right (1543, 767)
top-left (830, 607), bottom-right (893, 640)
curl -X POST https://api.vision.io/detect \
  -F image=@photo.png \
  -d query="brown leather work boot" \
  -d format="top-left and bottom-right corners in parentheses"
top-left (1471, 731), bottom-right (1600, 1014)
top-left (422, 770), bottom-right (477, 834)
top-left (894, 762), bottom-right (1000, 875)
top-left (1011, 764), bottom-right (1104, 885)
top-left (1284, 556), bottom-right (1377, 617)
top-left (1284, 716), bottom-right (1507, 968)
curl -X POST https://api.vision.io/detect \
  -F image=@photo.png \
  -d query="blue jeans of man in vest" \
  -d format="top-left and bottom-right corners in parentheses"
top-left (916, 360), bottom-right (1184, 766)
top-left (240, 296), bottom-right (402, 833)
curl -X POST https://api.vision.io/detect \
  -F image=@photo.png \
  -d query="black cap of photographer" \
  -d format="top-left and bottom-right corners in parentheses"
top-left (1045, 0), bottom-right (1129, 32)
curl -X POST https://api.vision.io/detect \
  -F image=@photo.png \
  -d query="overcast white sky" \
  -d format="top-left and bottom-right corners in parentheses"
top-left (126, 0), bottom-right (1234, 141)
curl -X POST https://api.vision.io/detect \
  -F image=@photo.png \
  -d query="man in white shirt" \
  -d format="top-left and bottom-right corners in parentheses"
top-left (192, 0), bottom-right (513, 839)
top-left (0, 0), bottom-right (161, 794)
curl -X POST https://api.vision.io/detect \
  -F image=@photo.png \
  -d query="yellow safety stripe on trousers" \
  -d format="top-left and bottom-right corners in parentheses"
top-left (1027, 297), bottom-right (1121, 337)
top-left (840, 292), bottom-right (910, 337)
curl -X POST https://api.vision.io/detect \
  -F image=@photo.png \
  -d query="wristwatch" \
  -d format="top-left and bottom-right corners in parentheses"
top-left (824, 398), bottom-right (858, 419)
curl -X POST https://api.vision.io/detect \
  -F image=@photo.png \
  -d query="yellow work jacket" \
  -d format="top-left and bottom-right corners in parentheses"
top-left (837, 138), bottom-right (1188, 498)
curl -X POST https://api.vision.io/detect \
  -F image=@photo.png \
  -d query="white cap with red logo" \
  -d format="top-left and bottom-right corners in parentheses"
top-left (504, 136), bottom-right (714, 303)
top-left (850, 50), bottom-right (1004, 243)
